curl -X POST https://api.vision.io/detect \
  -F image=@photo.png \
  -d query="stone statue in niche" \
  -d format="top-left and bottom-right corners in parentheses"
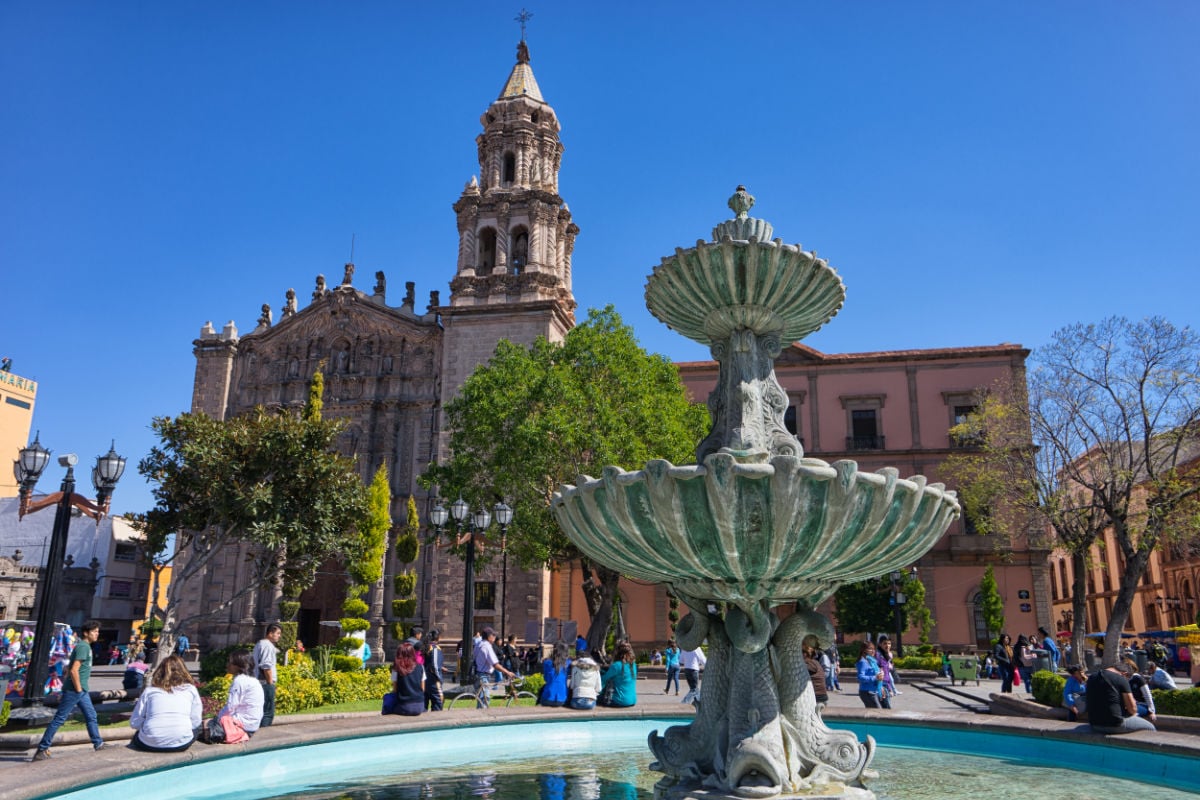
top-left (374, 271), bottom-right (386, 296)
top-left (313, 275), bottom-right (327, 301)
top-left (282, 288), bottom-right (298, 317)
top-left (257, 304), bottom-right (272, 327)
top-left (342, 263), bottom-right (355, 286)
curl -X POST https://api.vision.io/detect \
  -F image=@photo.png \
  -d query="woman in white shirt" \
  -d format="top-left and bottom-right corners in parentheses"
top-left (130, 655), bottom-right (202, 752)
top-left (212, 649), bottom-right (264, 742)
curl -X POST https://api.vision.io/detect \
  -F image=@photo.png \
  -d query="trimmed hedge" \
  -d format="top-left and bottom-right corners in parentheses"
top-left (521, 672), bottom-right (546, 698)
top-left (0, 700), bottom-right (10, 727)
top-left (199, 659), bottom-right (386, 714)
top-left (892, 655), bottom-right (942, 671)
top-left (319, 666), bottom-right (393, 705)
top-left (1030, 669), bottom-right (1064, 707)
top-left (1152, 688), bottom-right (1200, 717)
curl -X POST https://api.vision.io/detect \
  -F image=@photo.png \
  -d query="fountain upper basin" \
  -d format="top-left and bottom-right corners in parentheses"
top-left (552, 451), bottom-right (960, 608)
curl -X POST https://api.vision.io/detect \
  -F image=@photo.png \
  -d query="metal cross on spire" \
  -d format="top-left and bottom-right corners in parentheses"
top-left (515, 8), bottom-right (533, 42)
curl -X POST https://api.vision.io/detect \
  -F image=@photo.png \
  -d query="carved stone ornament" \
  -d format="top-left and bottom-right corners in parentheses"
top-left (283, 288), bottom-right (298, 317)
top-left (313, 274), bottom-right (327, 301)
top-left (553, 189), bottom-right (959, 800)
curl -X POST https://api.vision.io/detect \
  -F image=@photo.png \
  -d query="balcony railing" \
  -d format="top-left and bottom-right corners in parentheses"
top-left (846, 434), bottom-right (885, 451)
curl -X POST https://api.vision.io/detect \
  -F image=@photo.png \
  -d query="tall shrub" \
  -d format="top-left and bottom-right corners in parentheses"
top-left (340, 464), bottom-right (391, 656)
top-left (391, 495), bottom-right (421, 639)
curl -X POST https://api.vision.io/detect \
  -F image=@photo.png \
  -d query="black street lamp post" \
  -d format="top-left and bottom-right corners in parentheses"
top-left (428, 497), bottom-right (513, 680)
top-left (888, 567), bottom-right (918, 657)
top-left (12, 436), bottom-right (125, 712)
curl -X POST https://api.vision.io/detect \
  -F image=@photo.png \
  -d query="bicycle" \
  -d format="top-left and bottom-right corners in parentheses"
top-left (446, 674), bottom-right (537, 709)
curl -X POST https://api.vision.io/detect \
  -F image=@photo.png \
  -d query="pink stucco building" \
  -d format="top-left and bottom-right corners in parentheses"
top-left (674, 341), bottom-right (1050, 651)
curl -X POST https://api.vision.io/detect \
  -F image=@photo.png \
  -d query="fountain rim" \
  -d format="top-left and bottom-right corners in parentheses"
top-left (22, 708), bottom-right (1200, 800)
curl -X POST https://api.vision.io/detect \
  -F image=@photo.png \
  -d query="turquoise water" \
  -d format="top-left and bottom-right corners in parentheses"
top-left (45, 719), bottom-right (1200, 800)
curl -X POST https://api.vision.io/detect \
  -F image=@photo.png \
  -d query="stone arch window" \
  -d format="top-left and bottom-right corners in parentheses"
top-left (502, 152), bottom-right (516, 186)
top-left (1058, 560), bottom-right (1068, 598)
top-left (531, 110), bottom-right (540, 124)
top-left (510, 225), bottom-right (529, 274)
top-left (478, 227), bottom-right (497, 273)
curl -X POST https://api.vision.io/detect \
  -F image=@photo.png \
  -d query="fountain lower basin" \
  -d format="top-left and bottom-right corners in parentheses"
top-left (34, 716), bottom-right (1200, 800)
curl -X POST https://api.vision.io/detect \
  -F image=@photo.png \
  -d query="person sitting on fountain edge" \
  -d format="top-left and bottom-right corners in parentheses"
top-left (599, 641), bottom-right (637, 707)
top-left (1086, 661), bottom-right (1155, 733)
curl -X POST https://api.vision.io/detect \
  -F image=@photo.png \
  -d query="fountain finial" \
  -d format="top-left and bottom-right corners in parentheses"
top-left (712, 184), bottom-right (774, 242)
top-left (728, 184), bottom-right (754, 218)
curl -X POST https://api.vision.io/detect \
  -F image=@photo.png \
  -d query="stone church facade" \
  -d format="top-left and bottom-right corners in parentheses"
top-left (183, 41), bottom-right (577, 656)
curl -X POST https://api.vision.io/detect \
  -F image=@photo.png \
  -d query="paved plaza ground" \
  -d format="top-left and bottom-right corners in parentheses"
top-left (1, 666), bottom-right (1196, 799)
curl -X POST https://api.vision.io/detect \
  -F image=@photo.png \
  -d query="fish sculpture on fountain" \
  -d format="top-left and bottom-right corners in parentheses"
top-left (551, 187), bottom-right (960, 799)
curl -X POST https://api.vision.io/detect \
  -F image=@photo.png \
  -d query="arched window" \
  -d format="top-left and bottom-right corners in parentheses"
top-left (478, 227), bottom-right (497, 273)
top-left (1049, 568), bottom-right (1058, 600)
top-left (510, 225), bottom-right (529, 274)
top-left (1059, 560), bottom-right (1069, 598)
top-left (502, 152), bottom-right (516, 186)
top-left (971, 592), bottom-right (990, 648)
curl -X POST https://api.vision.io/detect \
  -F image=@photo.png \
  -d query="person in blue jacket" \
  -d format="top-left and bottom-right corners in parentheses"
top-left (856, 641), bottom-right (889, 709)
top-left (539, 642), bottom-right (572, 706)
top-left (600, 641), bottom-right (638, 708)
top-left (663, 638), bottom-right (681, 695)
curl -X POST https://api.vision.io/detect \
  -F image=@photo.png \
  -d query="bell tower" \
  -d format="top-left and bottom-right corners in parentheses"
top-left (440, 39), bottom-right (579, 403)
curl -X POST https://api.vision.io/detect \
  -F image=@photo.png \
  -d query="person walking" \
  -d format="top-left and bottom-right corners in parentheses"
top-left (663, 639), bottom-right (681, 695)
top-left (1013, 634), bottom-right (1034, 694)
top-left (252, 623), bottom-right (282, 727)
top-left (1038, 627), bottom-right (1060, 671)
top-left (680, 644), bottom-right (706, 704)
top-left (32, 621), bottom-right (106, 761)
top-left (993, 634), bottom-right (1014, 693)
top-left (472, 627), bottom-right (515, 708)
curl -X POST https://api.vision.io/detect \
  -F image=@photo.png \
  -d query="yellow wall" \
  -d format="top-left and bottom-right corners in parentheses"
top-left (0, 368), bottom-right (37, 497)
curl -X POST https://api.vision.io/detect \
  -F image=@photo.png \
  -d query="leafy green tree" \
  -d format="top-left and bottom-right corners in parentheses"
top-left (833, 579), bottom-right (896, 635)
top-left (947, 317), bottom-right (1200, 664)
top-left (903, 574), bottom-right (934, 645)
top-left (132, 378), bottom-right (368, 665)
top-left (979, 565), bottom-right (1005, 643)
top-left (422, 306), bottom-right (708, 653)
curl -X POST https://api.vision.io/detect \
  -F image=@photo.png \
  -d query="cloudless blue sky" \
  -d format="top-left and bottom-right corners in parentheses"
top-left (2, 2), bottom-right (1197, 516)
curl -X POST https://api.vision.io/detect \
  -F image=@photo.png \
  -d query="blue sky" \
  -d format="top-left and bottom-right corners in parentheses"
top-left (2, 2), bottom-right (1197, 516)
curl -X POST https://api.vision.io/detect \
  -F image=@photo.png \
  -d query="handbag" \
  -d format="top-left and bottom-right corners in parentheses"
top-left (1012, 668), bottom-right (1021, 687)
top-left (204, 716), bottom-right (226, 744)
top-left (381, 691), bottom-right (398, 715)
top-left (597, 682), bottom-right (616, 707)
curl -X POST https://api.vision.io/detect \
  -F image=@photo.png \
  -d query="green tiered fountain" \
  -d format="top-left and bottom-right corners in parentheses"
top-left (552, 187), bottom-right (961, 799)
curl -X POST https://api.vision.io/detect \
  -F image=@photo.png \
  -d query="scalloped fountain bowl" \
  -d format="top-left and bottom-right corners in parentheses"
top-left (551, 452), bottom-right (959, 610)
top-left (644, 238), bottom-right (846, 345)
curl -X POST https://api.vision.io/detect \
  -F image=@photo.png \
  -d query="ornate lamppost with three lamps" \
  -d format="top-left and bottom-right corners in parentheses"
top-left (428, 497), bottom-right (513, 680)
top-left (12, 435), bottom-right (125, 716)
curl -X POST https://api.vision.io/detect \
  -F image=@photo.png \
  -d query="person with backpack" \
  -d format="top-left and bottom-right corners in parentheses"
top-left (423, 629), bottom-right (445, 711)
